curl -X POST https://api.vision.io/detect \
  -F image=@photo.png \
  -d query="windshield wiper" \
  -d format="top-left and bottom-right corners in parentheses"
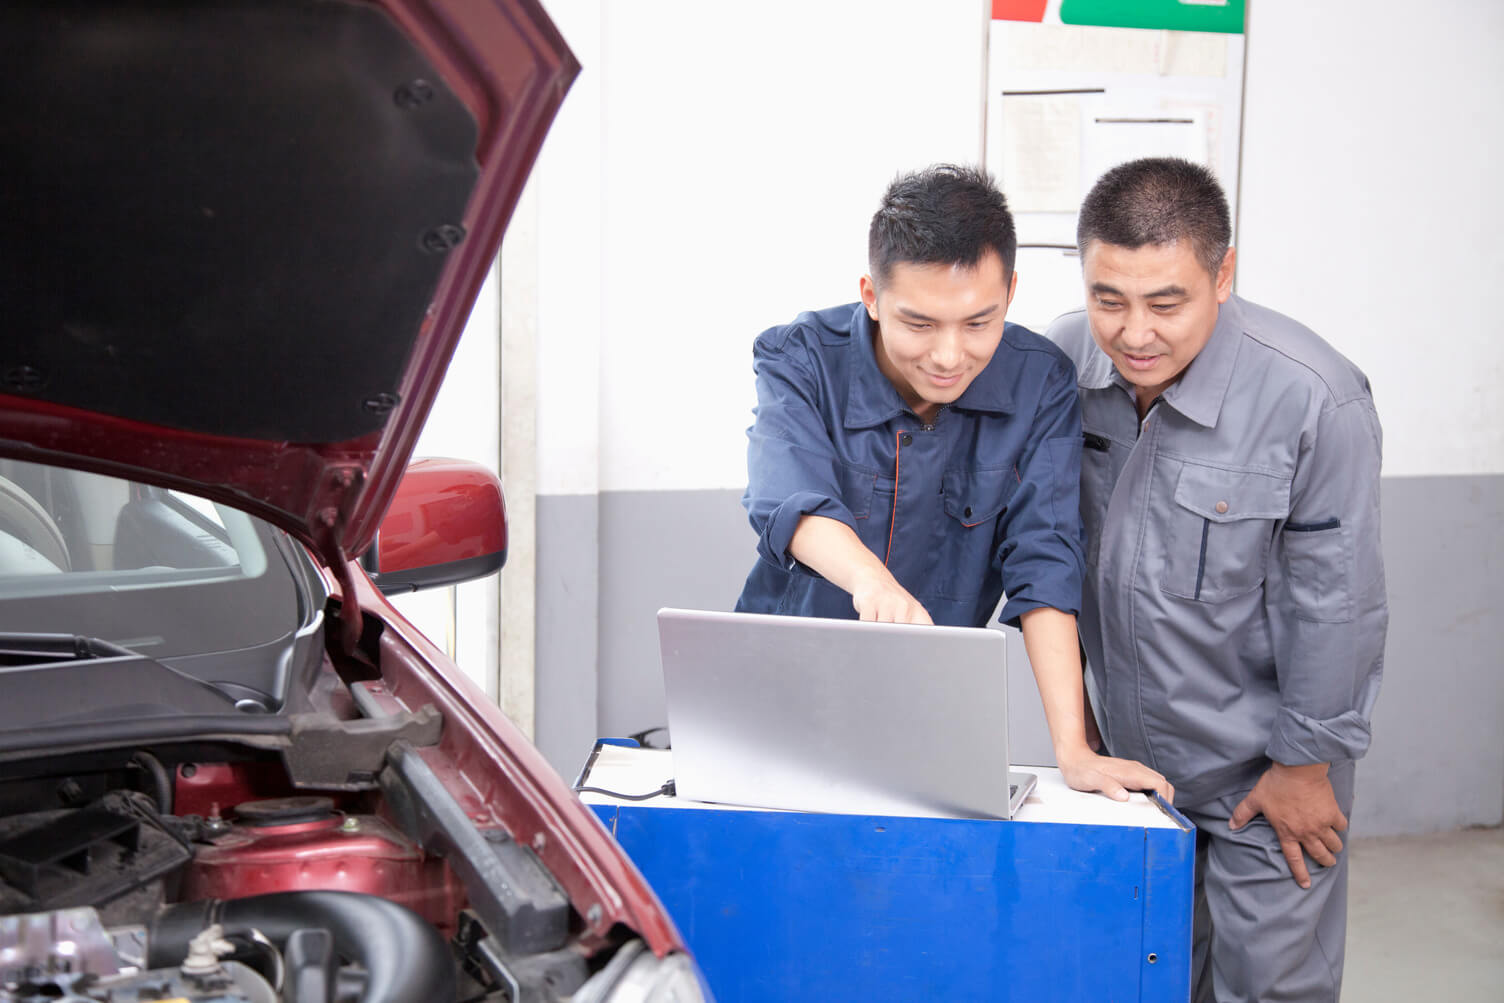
top-left (0, 633), bottom-right (138, 668)
top-left (0, 633), bottom-right (263, 732)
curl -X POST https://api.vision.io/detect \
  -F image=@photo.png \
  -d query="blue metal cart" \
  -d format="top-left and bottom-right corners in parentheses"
top-left (580, 742), bottom-right (1194, 1002)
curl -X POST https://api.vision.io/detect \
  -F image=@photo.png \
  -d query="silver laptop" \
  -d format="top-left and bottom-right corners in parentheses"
top-left (657, 608), bottom-right (1036, 820)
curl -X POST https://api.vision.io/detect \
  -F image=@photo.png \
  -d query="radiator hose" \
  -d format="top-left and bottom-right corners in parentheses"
top-left (149, 890), bottom-right (455, 1002)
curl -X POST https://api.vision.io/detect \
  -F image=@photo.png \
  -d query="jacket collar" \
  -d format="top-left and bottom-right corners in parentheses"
top-left (1078, 294), bottom-right (1244, 429)
top-left (844, 303), bottom-right (1017, 429)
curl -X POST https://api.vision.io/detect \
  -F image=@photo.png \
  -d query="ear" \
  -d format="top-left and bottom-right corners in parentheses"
top-left (1214, 247), bottom-right (1236, 303)
top-left (1005, 268), bottom-right (1019, 309)
top-left (859, 274), bottom-right (879, 320)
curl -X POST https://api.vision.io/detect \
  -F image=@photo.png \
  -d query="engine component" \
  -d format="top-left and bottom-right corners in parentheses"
top-left (233, 796), bottom-right (336, 826)
top-left (0, 907), bottom-right (123, 985)
top-left (0, 792), bottom-right (190, 917)
top-left (151, 890), bottom-right (456, 1003)
top-left (180, 804), bottom-right (464, 931)
top-left (0, 906), bottom-right (276, 1003)
top-left (380, 741), bottom-right (570, 955)
top-left (121, 958), bottom-right (278, 1002)
top-left (282, 927), bottom-right (336, 1003)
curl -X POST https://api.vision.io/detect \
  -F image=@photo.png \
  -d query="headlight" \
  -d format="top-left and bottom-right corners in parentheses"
top-left (573, 940), bottom-right (713, 1003)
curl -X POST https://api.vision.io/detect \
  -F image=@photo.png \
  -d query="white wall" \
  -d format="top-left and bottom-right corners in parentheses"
top-left (536, 0), bottom-right (992, 495)
top-left (534, 1), bottom-right (603, 499)
top-left (528, 0), bottom-right (1504, 494)
top-left (1236, 1), bottom-right (1504, 479)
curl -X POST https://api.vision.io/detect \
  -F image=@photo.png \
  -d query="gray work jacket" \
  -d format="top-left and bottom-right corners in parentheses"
top-left (1048, 295), bottom-right (1388, 807)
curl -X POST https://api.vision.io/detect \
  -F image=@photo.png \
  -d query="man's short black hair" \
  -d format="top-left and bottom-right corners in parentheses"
top-left (1076, 157), bottom-right (1231, 276)
top-left (868, 164), bottom-right (1017, 288)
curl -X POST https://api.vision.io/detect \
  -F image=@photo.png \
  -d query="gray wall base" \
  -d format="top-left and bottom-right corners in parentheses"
top-left (533, 492), bottom-right (600, 776)
top-left (534, 475), bottom-right (1504, 836)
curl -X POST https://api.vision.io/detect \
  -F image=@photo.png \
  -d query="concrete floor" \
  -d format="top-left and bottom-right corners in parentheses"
top-left (1344, 826), bottom-right (1504, 1000)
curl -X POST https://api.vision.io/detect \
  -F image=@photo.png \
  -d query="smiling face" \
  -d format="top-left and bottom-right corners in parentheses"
top-left (860, 250), bottom-right (1017, 424)
top-left (1082, 240), bottom-right (1235, 416)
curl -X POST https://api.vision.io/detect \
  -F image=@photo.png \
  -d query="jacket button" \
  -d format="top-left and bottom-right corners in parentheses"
top-left (963, 506), bottom-right (973, 518)
top-left (900, 432), bottom-right (913, 446)
top-left (1215, 501), bottom-right (1229, 514)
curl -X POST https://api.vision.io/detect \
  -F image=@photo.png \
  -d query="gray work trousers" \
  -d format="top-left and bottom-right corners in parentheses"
top-left (1181, 760), bottom-right (1357, 1003)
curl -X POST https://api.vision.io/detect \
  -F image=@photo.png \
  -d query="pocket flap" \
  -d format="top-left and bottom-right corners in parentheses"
top-left (942, 467), bottom-right (1015, 527)
top-left (1173, 464), bottom-right (1290, 523)
top-left (839, 464), bottom-right (878, 519)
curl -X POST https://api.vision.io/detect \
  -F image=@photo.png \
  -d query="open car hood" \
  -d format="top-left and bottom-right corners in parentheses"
top-left (0, 0), bottom-right (576, 568)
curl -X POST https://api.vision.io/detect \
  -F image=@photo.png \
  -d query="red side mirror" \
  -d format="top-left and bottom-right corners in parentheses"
top-left (365, 458), bottom-right (506, 594)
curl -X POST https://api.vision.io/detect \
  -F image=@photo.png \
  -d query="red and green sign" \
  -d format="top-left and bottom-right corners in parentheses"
top-left (993, 0), bottom-right (1245, 34)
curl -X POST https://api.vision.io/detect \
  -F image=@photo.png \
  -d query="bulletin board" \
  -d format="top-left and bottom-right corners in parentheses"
top-left (985, 0), bottom-right (1247, 332)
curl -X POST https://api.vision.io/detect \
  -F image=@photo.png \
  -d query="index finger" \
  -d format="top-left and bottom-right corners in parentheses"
top-left (893, 597), bottom-right (926, 624)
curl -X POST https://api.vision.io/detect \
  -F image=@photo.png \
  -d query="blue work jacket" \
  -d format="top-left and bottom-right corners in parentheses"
top-left (735, 301), bottom-right (1086, 628)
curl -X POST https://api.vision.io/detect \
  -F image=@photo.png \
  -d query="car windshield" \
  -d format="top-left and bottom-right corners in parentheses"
top-left (0, 458), bottom-right (306, 663)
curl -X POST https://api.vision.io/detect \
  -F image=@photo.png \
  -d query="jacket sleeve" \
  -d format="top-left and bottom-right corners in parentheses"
top-left (995, 359), bottom-right (1087, 627)
top-left (1264, 395), bottom-right (1388, 766)
top-left (742, 333), bottom-right (856, 571)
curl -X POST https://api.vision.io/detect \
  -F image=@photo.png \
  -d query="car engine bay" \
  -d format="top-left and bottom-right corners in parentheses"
top-left (0, 742), bottom-right (585, 1003)
top-left (0, 458), bottom-right (690, 1003)
top-left (0, 599), bottom-right (672, 1003)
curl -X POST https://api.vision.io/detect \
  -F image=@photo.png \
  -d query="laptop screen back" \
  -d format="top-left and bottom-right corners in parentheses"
top-left (658, 608), bottom-right (1022, 819)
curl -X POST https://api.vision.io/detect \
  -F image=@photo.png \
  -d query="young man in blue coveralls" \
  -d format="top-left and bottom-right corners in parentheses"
top-left (735, 164), bottom-right (1170, 801)
top-left (1049, 158), bottom-right (1388, 1002)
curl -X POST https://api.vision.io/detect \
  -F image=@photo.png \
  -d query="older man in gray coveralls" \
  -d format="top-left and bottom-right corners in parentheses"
top-left (1048, 158), bottom-right (1387, 1002)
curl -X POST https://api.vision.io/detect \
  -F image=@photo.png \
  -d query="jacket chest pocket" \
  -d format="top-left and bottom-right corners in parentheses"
top-left (840, 463), bottom-right (894, 555)
top-left (1161, 463), bottom-right (1290, 603)
top-left (1080, 432), bottom-right (1115, 568)
top-left (935, 467), bottom-right (1014, 599)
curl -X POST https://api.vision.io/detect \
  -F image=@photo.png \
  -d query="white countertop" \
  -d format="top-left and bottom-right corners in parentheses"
top-left (577, 743), bottom-right (1184, 830)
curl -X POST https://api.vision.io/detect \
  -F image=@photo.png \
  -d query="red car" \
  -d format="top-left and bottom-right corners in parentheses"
top-left (0, 1), bottom-right (707, 1000)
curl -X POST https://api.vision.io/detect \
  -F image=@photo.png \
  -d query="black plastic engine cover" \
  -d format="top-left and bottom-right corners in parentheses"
top-left (0, 792), bottom-right (190, 913)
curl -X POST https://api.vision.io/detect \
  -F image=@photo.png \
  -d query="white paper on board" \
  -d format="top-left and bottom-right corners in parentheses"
top-left (999, 93), bottom-right (1083, 213)
top-left (1083, 109), bottom-right (1208, 190)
